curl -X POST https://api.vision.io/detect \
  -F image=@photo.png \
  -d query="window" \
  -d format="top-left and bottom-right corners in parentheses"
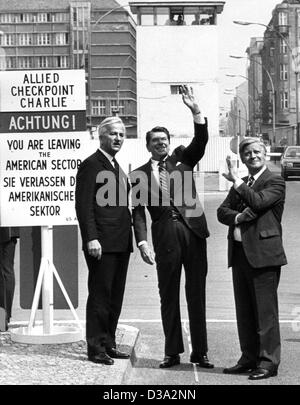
top-left (19, 33), bottom-right (32, 46)
top-left (22, 13), bottom-right (33, 23)
top-left (6, 57), bottom-right (16, 69)
top-left (56, 56), bottom-right (69, 68)
top-left (52, 13), bottom-right (69, 22)
top-left (118, 100), bottom-right (125, 115)
top-left (279, 39), bottom-right (287, 54)
top-left (170, 85), bottom-right (182, 95)
top-left (280, 64), bottom-right (288, 80)
top-left (0, 14), bottom-right (12, 23)
top-left (37, 13), bottom-right (50, 23)
top-left (280, 92), bottom-right (289, 109)
top-left (54, 33), bottom-right (68, 45)
top-left (4, 34), bottom-right (14, 46)
top-left (110, 100), bottom-right (119, 115)
top-left (37, 56), bottom-right (49, 68)
top-left (37, 33), bottom-right (51, 45)
top-left (278, 12), bottom-right (287, 26)
top-left (269, 47), bottom-right (275, 57)
top-left (92, 100), bottom-right (106, 116)
top-left (18, 56), bottom-right (33, 69)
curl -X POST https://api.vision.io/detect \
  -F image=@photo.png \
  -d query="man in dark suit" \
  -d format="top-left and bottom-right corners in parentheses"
top-left (130, 85), bottom-right (213, 369)
top-left (75, 116), bottom-right (132, 365)
top-left (217, 137), bottom-right (287, 380)
top-left (0, 227), bottom-right (19, 332)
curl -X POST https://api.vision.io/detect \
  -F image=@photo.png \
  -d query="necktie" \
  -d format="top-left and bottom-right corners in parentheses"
top-left (112, 157), bottom-right (119, 170)
top-left (247, 175), bottom-right (255, 187)
top-left (158, 159), bottom-right (170, 199)
top-left (237, 175), bottom-right (255, 212)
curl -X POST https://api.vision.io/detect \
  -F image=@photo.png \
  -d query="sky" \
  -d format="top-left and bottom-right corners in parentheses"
top-left (121, 0), bottom-right (282, 108)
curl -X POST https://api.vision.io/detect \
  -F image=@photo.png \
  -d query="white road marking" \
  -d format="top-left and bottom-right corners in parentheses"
top-left (117, 319), bottom-right (296, 323)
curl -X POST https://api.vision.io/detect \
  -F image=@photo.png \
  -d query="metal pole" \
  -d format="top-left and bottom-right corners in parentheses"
top-left (41, 226), bottom-right (54, 335)
top-left (296, 71), bottom-right (299, 145)
top-left (272, 91), bottom-right (276, 144)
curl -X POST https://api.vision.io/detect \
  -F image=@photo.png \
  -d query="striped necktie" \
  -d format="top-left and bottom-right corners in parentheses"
top-left (158, 159), bottom-right (170, 199)
top-left (247, 175), bottom-right (255, 187)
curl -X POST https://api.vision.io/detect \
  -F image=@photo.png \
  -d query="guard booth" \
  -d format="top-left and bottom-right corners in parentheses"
top-left (129, 1), bottom-right (225, 139)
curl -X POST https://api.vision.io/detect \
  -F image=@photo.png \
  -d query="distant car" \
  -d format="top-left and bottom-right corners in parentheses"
top-left (280, 146), bottom-right (300, 180)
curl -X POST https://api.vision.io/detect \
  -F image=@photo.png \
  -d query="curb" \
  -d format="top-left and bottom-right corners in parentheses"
top-left (0, 323), bottom-right (140, 385)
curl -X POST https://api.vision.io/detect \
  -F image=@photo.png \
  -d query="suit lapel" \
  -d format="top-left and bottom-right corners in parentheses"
top-left (96, 149), bottom-right (113, 171)
top-left (251, 167), bottom-right (271, 190)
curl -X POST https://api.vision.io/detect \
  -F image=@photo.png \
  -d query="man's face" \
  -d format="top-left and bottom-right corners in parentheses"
top-left (99, 123), bottom-right (125, 156)
top-left (147, 131), bottom-right (170, 160)
top-left (241, 142), bottom-right (266, 174)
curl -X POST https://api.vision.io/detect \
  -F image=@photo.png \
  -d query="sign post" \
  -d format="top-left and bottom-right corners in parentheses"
top-left (0, 69), bottom-right (88, 343)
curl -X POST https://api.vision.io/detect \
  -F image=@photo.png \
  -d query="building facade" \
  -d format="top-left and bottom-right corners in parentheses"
top-left (260, 0), bottom-right (300, 146)
top-left (129, 1), bottom-right (225, 138)
top-left (246, 37), bottom-right (263, 138)
top-left (0, 0), bottom-right (137, 136)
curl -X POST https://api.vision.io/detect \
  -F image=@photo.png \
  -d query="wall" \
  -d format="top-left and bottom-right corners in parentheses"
top-left (136, 25), bottom-right (220, 138)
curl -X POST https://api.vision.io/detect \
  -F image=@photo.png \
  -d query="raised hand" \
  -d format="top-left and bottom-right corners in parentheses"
top-left (222, 155), bottom-right (238, 183)
top-left (180, 85), bottom-right (200, 114)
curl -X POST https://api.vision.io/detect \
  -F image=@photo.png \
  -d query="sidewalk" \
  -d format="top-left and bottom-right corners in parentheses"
top-left (0, 323), bottom-right (139, 385)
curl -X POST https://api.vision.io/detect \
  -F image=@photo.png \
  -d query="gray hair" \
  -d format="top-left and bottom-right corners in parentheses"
top-left (239, 137), bottom-right (267, 156)
top-left (98, 116), bottom-right (125, 137)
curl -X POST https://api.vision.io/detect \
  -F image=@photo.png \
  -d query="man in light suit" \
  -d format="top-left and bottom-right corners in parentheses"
top-left (130, 85), bottom-right (213, 369)
top-left (217, 138), bottom-right (287, 380)
top-left (0, 227), bottom-right (19, 332)
top-left (75, 116), bottom-right (132, 365)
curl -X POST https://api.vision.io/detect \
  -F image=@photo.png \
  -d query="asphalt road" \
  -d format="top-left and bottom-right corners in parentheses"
top-left (120, 162), bottom-right (300, 385)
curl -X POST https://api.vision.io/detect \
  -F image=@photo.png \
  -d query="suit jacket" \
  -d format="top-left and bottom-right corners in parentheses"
top-left (130, 121), bottom-right (210, 255)
top-left (75, 149), bottom-right (133, 253)
top-left (217, 168), bottom-right (287, 269)
top-left (0, 227), bottom-right (19, 244)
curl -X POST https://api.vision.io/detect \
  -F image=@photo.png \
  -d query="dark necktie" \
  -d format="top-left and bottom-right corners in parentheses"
top-left (112, 157), bottom-right (119, 171)
top-left (247, 175), bottom-right (255, 187)
top-left (158, 159), bottom-right (170, 199)
top-left (237, 176), bottom-right (255, 212)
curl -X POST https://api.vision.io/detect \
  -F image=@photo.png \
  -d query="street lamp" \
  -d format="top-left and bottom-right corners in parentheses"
top-left (224, 91), bottom-right (248, 135)
top-left (230, 54), bottom-right (276, 143)
top-left (233, 20), bottom-right (299, 145)
top-left (226, 73), bottom-right (262, 134)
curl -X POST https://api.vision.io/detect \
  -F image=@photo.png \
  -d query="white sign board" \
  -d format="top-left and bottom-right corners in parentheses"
top-left (0, 69), bottom-right (88, 226)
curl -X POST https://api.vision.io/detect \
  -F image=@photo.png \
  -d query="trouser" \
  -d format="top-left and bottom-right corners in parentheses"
top-left (232, 241), bottom-right (281, 369)
top-left (84, 251), bottom-right (130, 354)
top-left (0, 238), bottom-right (17, 321)
top-left (155, 219), bottom-right (208, 356)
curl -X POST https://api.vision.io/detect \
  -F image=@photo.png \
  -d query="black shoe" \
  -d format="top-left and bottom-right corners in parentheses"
top-left (106, 347), bottom-right (130, 359)
top-left (223, 363), bottom-right (255, 375)
top-left (159, 355), bottom-right (180, 369)
top-left (88, 352), bottom-right (114, 365)
top-left (190, 353), bottom-right (214, 369)
top-left (248, 367), bottom-right (278, 380)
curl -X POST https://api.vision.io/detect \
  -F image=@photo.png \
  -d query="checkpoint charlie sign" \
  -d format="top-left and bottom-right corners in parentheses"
top-left (0, 69), bottom-right (88, 226)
